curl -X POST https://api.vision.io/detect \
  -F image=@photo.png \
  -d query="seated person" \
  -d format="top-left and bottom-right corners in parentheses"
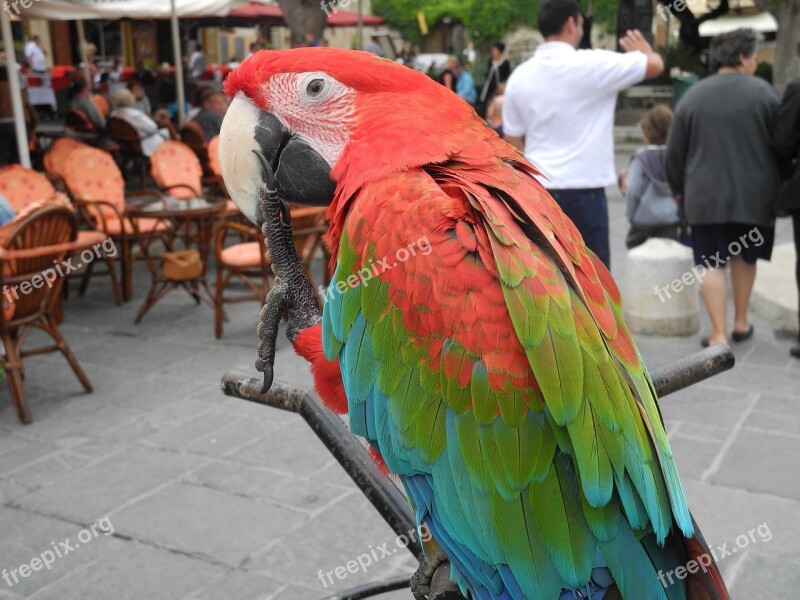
top-left (69, 77), bottom-right (105, 131)
top-left (128, 80), bottom-right (152, 115)
top-left (191, 89), bottom-right (228, 140)
top-left (110, 87), bottom-right (165, 157)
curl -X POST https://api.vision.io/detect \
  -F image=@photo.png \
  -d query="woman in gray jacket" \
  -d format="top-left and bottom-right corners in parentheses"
top-left (666, 28), bottom-right (780, 348)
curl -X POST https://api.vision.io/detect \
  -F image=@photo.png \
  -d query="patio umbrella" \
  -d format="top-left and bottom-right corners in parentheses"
top-left (1, 7), bottom-right (30, 168)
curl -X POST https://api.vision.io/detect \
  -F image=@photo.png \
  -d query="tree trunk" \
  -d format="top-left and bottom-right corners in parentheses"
top-left (275, 0), bottom-right (327, 47)
top-left (769, 0), bottom-right (800, 93)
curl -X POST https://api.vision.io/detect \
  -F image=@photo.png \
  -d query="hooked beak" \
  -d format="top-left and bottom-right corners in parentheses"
top-left (218, 95), bottom-right (337, 225)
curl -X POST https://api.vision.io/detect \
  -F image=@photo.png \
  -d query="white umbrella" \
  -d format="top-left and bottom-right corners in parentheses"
top-left (1, 7), bottom-right (30, 168)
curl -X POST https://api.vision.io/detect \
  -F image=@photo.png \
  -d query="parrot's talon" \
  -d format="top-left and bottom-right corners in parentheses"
top-left (260, 367), bottom-right (273, 395)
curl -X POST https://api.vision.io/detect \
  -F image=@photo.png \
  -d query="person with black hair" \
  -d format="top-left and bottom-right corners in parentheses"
top-left (503, 0), bottom-right (663, 268)
top-left (478, 42), bottom-right (510, 110)
top-left (666, 28), bottom-right (780, 348)
top-left (772, 77), bottom-right (800, 359)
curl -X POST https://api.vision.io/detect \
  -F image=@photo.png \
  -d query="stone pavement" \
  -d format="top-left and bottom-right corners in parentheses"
top-left (0, 158), bottom-right (797, 599)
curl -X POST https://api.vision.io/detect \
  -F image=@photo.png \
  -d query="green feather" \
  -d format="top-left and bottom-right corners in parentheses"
top-left (567, 400), bottom-right (613, 507)
top-left (528, 454), bottom-right (595, 588)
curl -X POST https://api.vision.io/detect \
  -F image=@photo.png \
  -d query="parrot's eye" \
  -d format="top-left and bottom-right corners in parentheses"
top-left (306, 78), bottom-right (325, 97)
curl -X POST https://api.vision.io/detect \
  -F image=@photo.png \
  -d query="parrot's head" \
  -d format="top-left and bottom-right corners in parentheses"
top-left (219, 47), bottom-right (485, 224)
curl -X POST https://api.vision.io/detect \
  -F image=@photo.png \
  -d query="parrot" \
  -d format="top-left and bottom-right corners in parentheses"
top-left (218, 47), bottom-right (731, 600)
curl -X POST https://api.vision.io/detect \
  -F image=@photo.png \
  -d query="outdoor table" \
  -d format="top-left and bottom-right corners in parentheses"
top-left (126, 195), bottom-right (226, 323)
top-left (25, 75), bottom-right (58, 112)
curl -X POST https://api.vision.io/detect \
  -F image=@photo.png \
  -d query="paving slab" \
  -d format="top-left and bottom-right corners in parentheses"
top-left (109, 482), bottom-right (306, 568)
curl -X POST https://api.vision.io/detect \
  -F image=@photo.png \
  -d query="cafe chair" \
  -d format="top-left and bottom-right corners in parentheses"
top-left (65, 108), bottom-right (98, 145)
top-left (0, 164), bottom-right (122, 305)
top-left (61, 146), bottom-right (170, 302)
top-left (149, 140), bottom-right (204, 199)
top-left (43, 137), bottom-right (88, 191)
top-left (213, 205), bottom-right (328, 338)
top-left (107, 116), bottom-right (149, 189)
top-left (180, 120), bottom-right (214, 178)
top-left (0, 204), bottom-right (93, 423)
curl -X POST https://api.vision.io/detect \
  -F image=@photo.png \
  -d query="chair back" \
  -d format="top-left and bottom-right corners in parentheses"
top-left (93, 94), bottom-right (110, 118)
top-left (65, 108), bottom-right (95, 133)
top-left (0, 205), bottom-right (77, 325)
top-left (150, 141), bottom-right (203, 199)
top-left (0, 165), bottom-right (58, 213)
top-left (288, 206), bottom-right (328, 270)
top-left (43, 138), bottom-right (87, 184)
top-left (107, 116), bottom-right (143, 154)
top-left (61, 146), bottom-right (126, 224)
top-left (180, 120), bottom-right (212, 176)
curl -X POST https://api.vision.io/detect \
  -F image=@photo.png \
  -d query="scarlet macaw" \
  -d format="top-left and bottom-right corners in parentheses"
top-left (218, 48), bottom-right (730, 600)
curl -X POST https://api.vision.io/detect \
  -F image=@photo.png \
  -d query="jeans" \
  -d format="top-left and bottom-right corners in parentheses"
top-left (547, 188), bottom-right (610, 268)
top-left (793, 211), bottom-right (800, 341)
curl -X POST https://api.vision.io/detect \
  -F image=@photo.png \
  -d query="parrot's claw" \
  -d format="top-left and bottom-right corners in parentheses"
top-left (411, 556), bottom-right (463, 600)
top-left (252, 150), bottom-right (322, 395)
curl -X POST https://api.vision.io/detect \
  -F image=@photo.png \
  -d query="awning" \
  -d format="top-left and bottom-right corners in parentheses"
top-left (698, 12), bottom-right (778, 37)
top-left (22, 0), bottom-right (236, 20)
top-left (227, 2), bottom-right (384, 27)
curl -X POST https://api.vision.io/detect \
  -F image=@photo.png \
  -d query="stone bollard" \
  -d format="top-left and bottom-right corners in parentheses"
top-left (622, 238), bottom-right (700, 335)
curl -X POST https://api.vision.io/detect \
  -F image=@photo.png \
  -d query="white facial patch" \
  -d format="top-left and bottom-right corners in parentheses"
top-left (218, 94), bottom-right (263, 224)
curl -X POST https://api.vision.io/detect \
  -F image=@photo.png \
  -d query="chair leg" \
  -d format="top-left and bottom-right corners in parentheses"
top-left (1, 332), bottom-right (31, 424)
top-left (122, 240), bottom-right (134, 302)
top-left (46, 313), bottom-right (93, 393)
top-left (105, 254), bottom-right (123, 306)
top-left (215, 266), bottom-right (224, 339)
top-left (78, 259), bottom-right (95, 296)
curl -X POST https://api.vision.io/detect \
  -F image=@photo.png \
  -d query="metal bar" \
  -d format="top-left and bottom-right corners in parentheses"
top-left (649, 343), bottom-right (735, 398)
top-left (220, 372), bottom-right (422, 557)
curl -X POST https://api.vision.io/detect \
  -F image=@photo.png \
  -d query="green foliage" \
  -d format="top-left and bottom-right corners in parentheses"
top-left (372, 0), bottom-right (617, 46)
top-left (755, 60), bottom-right (773, 84)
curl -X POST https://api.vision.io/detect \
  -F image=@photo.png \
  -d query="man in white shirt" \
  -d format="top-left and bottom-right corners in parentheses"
top-left (24, 36), bottom-right (47, 73)
top-left (503, 0), bottom-right (664, 267)
top-left (188, 44), bottom-right (207, 79)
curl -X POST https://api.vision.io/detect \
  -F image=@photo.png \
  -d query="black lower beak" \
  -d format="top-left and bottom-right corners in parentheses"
top-left (255, 112), bottom-right (336, 208)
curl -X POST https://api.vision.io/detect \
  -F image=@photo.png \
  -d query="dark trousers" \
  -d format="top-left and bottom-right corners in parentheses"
top-left (794, 211), bottom-right (800, 341)
top-left (547, 188), bottom-right (610, 268)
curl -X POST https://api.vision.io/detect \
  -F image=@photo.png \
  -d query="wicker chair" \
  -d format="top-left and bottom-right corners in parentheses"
top-left (106, 116), bottom-right (149, 188)
top-left (213, 206), bottom-right (327, 338)
top-left (60, 146), bottom-right (170, 301)
top-left (180, 120), bottom-right (213, 178)
top-left (0, 205), bottom-right (93, 423)
top-left (0, 164), bottom-right (122, 305)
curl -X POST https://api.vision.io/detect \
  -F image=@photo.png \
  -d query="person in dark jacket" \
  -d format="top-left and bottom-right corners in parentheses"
top-left (622, 105), bottom-right (679, 248)
top-left (772, 78), bottom-right (800, 359)
top-left (666, 28), bottom-right (780, 348)
top-left (479, 42), bottom-right (511, 114)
